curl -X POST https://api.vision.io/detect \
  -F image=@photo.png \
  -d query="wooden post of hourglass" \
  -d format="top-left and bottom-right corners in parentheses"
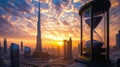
top-left (80, 14), bottom-right (83, 57)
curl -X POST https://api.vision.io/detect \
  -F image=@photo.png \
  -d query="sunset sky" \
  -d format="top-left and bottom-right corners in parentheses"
top-left (0, 0), bottom-right (120, 49)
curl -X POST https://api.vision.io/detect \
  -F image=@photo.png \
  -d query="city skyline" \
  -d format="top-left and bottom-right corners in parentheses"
top-left (0, 0), bottom-right (120, 67)
top-left (0, 0), bottom-right (120, 49)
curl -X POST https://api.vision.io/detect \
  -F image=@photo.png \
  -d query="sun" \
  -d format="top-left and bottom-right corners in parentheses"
top-left (58, 42), bottom-right (63, 46)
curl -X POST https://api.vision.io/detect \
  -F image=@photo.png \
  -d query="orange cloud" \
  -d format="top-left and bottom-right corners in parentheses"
top-left (111, 0), bottom-right (119, 7)
top-left (0, 0), bottom-right (120, 49)
top-left (73, 0), bottom-right (80, 3)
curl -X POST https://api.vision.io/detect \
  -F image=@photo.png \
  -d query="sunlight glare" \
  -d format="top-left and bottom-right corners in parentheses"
top-left (58, 42), bottom-right (63, 46)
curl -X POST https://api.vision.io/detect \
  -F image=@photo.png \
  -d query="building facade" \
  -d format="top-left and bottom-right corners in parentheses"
top-left (116, 30), bottom-right (120, 49)
top-left (63, 37), bottom-right (72, 60)
top-left (21, 41), bottom-right (23, 51)
top-left (24, 46), bottom-right (31, 58)
top-left (10, 43), bottom-right (20, 67)
top-left (4, 38), bottom-right (7, 54)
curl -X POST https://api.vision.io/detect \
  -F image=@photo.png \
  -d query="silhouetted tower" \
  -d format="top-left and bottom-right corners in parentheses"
top-left (63, 37), bottom-right (72, 60)
top-left (0, 42), bottom-right (1, 47)
top-left (36, 0), bottom-right (42, 53)
top-left (116, 30), bottom-right (120, 49)
top-left (32, 0), bottom-right (42, 58)
top-left (57, 45), bottom-right (61, 56)
top-left (0, 42), bottom-right (3, 52)
top-left (21, 41), bottom-right (23, 51)
top-left (67, 37), bottom-right (72, 59)
top-left (0, 42), bottom-right (1, 50)
top-left (78, 43), bottom-right (81, 55)
top-left (4, 38), bottom-right (7, 54)
top-left (64, 40), bottom-right (67, 59)
top-left (10, 43), bottom-right (20, 67)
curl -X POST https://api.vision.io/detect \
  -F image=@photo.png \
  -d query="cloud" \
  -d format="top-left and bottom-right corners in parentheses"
top-left (73, 0), bottom-right (80, 3)
top-left (111, 0), bottom-right (120, 8)
top-left (0, 0), bottom-right (120, 48)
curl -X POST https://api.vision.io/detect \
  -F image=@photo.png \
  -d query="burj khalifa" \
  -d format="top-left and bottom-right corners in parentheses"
top-left (32, 0), bottom-right (42, 58)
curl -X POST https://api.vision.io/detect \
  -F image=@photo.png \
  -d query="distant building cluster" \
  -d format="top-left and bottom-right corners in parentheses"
top-left (0, 38), bottom-right (32, 67)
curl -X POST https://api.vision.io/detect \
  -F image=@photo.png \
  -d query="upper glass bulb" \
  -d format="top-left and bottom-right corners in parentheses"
top-left (83, 9), bottom-right (104, 30)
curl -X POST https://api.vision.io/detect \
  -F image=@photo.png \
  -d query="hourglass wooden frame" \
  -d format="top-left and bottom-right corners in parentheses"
top-left (79, 0), bottom-right (111, 61)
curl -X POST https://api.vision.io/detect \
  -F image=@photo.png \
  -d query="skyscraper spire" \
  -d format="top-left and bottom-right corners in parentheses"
top-left (37, 0), bottom-right (41, 36)
top-left (32, 0), bottom-right (42, 58)
top-left (36, 0), bottom-right (42, 53)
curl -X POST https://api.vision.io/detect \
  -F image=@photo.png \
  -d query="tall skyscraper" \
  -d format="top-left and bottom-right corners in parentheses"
top-left (0, 42), bottom-right (3, 53)
top-left (0, 42), bottom-right (1, 50)
top-left (57, 45), bottom-right (61, 56)
top-left (0, 42), bottom-right (1, 47)
top-left (10, 43), bottom-right (20, 67)
top-left (116, 30), bottom-right (120, 49)
top-left (63, 37), bottom-right (72, 60)
top-left (3, 38), bottom-right (7, 54)
top-left (64, 40), bottom-right (67, 59)
top-left (78, 43), bottom-right (81, 55)
top-left (32, 0), bottom-right (42, 58)
top-left (21, 41), bottom-right (23, 51)
top-left (67, 37), bottom-right (72, 59)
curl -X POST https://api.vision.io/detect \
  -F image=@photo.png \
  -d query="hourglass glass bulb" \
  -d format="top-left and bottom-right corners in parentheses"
top-left (85, 16), bottom-right (102, 30)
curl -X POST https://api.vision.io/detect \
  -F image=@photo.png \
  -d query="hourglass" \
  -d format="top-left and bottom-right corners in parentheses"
top-left (79, 0), bottom-right (111, 61)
